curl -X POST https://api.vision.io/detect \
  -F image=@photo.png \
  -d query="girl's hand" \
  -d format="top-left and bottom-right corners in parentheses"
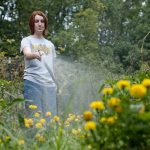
top-left (33, 50), bottom-right (44, 60)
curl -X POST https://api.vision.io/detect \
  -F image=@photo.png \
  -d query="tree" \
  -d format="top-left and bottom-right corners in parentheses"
top-left (98, 0), bottom-right (150, 71)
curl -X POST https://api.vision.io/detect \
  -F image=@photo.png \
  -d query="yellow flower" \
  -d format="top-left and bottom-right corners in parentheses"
top-left (66, 114), bottom-right (76, 122)
top-left (83, 111), bottom-right (93, 121)
top-left (35, 134), bottom-right (45, 142)
top-left (29, 105), bottom-right (38, 109)
top-left (117, 80), bottom-right (130, 89)
top-left (24, 118), bottom-right (33, 128)
top-left (102, 87), bottom-right (113, 95)
top-left (84, 121), bottom-right (96, 130)
top-left (108, 97), bottom-right (121, 108)
top-left (130, 84), bottom-right (147, 98)
top-left (38, 136), bottom-right (45, 142)
top-left (53, 115), bottom-right (60, 121)
top-left (35, 133), bottom-right (40, 139)
top-left (71, 129), bottom-right (80, 135)
top-left (66, 114), bottom-right (78, 123)
top-left (18, 139), bottom-right (25, 145)
top-left (45, 111), bottom-right (51, 116)
top-left (34, 112), bottom-right (40, 117)
top-left (24, 123), bottom-right (30, 128)
top-left (106, 116), bottom-right (117, 124)
top-left (100, 117), bottom-right (107, 123)
top-left (40, 118), bottom-right (46, 124)
top-left (142, 79), bottom-right (150, 89)
top-left (35, 122), bottom-right (43, 128)
top-left (90, 101), bottom-right (105, 110)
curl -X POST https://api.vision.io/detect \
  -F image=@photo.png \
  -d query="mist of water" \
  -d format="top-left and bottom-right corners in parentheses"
top-left (55, 55), bottom-right (108, 115)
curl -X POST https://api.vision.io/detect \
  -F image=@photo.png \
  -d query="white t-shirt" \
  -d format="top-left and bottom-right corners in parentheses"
top-left (20, 35), bottom-right (56, 87)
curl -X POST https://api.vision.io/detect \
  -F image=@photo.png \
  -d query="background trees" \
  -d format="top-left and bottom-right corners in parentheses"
top-left (0, 0), bottom-right (149, 75)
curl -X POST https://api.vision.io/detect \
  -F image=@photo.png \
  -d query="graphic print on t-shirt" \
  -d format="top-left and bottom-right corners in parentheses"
top-left (31, 43), bottom-right (51, 55)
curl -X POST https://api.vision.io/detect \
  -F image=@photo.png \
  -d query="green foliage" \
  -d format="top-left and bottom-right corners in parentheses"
top-left (0, 69), bottom-right (150, 149)
top-left (0, 79), bottom-right (23, 99)
top-left (53, 3), bottom-right (103, 67)
top-left (98, 0), bottom-right (150, 72)
top-left (0, 98), bottom-right (25, 117)
top-left (82, 72), bottom-right (150, 149)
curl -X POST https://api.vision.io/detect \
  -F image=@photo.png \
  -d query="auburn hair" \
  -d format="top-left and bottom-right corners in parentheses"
top-left (29, 11), bottom-right (48, 36)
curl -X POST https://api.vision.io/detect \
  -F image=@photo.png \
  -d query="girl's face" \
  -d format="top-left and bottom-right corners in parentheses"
top-left (34, 15), bottom-right (45, 35)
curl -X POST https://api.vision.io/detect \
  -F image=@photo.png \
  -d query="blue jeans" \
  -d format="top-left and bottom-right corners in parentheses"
top-left (24, 80), bottom-right (57, 120)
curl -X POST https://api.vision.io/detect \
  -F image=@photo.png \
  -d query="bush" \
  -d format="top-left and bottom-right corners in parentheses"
top-left (82, 73), bottom-right (150, 149)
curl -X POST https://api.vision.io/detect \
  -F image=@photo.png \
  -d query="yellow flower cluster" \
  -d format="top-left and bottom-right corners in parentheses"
top-left (117, 80), bottom-right (130, 90)
top-left (68, 113), bottom-right (76, 121)
top-left (84, 121), bottom-right (96, 130)
top-left (28, 105), bottom-right (38, 109)
top-left (115, 78), bottom-right (149, 98)
top-left (102, 87), bottom-right (113, 95)
top-left (100, 116), bottom-right (117, 124)
top-left (82, 78), bottom-right (150, 146)
top-left (90, 101), bottom-right (105, 110)
top-left (24, 118), bottom-right (33, 128)
top-left (64, 113), bottom-right (78, 127)
top-left (130, 84), bottom-right (147, 98)
top-left (108, 97), bottom-right (121, 108)
top-left (83, 111), bottom-right (93, 121)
